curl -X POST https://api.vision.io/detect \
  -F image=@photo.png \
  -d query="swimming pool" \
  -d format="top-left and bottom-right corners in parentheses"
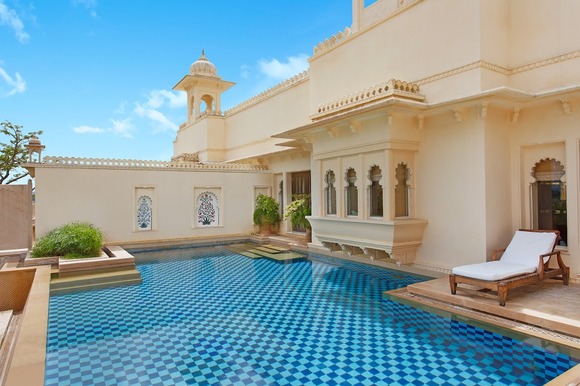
top-left (45, 245), bottom-right (579, 385)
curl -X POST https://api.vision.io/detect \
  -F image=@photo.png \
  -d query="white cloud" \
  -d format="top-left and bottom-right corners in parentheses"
top-left (240, 65), bottom-right (250, 80)
top-left (144, 89), bottom-right (186, 109)
top-left (0, 0), bottom-right (30, 43)
top-left (71, 0), bottom-right (98, 17)
top-left (110, 118), bottom-right (133, 138)
top-left (72, 118), bottom-right (133, 138)
top-left (114, 101), bottom-right (127, 114)
top-left (134, 103), bottom-right (178, 132)
top-left (131, 89), bottom-right (184, 132)
top-left (72, 125), bottom-right (105, 134)
top-left (258, 54), bottom-right (309, 80)
top-left (0, 65), bottom-right (26, 96)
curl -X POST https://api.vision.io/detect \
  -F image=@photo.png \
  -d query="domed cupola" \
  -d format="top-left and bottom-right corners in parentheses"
top-left (174, 50), bottom-right (235, 128)
top-left (189, 50), bottom-right (219, 78)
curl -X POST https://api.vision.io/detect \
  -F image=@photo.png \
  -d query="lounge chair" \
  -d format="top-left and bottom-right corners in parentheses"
top-left (449, 229), bottom-right (570, 306)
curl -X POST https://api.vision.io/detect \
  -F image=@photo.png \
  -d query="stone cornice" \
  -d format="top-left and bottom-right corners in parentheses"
top-left (24, 156), bottom-right (268, 173)
top-left (414, 50), bottom-right (580, 86)
top-left (312, 79), bottom-right (424, 120)
top-left (224, 71), bottom-right (309, 117)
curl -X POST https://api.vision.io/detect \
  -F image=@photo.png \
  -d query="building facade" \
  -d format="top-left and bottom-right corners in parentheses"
top-left (30, 0), bottom-right (580, 281)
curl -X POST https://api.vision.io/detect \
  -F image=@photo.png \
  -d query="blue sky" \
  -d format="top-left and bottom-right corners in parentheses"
top-left (1, 0), bottom-right (353, 160)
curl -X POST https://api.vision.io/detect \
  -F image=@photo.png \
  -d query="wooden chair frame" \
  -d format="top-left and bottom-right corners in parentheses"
top-left (449, 229), bottom-right (570, 306)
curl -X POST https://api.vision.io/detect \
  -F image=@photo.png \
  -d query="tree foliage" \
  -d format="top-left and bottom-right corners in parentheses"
top-left (0, 120), bottom-right (42, 184)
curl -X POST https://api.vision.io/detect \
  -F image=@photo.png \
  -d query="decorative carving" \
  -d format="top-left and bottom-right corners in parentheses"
top-left (171, 153), bottom-right (199, 163)
top-left (37, 156), bottom-right (268, 172)
top-left (479, 102), bottom-right (488, 119)
top-left (136, 195), bottom-right (153, 231)
top-left (416, 114), bottom-right (424, 131)
top-left (314, 79), bottom-right (423, 120)
top-left (510, 107), bottom-right (520, 123)
top-left (453, 109), bottom-right (463, 123)
top-left (362, 248), bottom-right (390, 261)
top-left (349, 120), bottom-right (362, 133)
top-left (196, 191), bottom-right (218, 226)
top-left (414, 50), bottom-right (580, 86)
top-left (561, 100), bottom-right (571, 115)
top-left (322, 241), bottom-right (341, 252)
top-left (531, 158), bottom-right (565, 181)
top-left (226, 71), bottom-right (309, 117)
top-left (313, 27), bottom-right (352, 57)
top-left (326, 127), bottom-right (340, 138)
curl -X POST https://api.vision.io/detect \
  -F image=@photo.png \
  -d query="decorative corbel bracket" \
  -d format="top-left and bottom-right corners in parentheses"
top-left (453, 109), bottom-right (463, 123)
top-left (326, 126), bottom-right (340, 138)
top-left (416, 114), bottom-right (424, 131)
top-left (561, 100), bottom-right (571, 115)
top-left (510, 107), bottom-right (520, 124)
top-left (479, 102), bottom-right (488, 120)
top-left (349, 120), bottom-right (362, 133)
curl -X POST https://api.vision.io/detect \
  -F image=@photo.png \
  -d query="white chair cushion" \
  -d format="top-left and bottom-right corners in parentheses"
top-left (452, 260), bottom-right (537, 281)
top-left (500, 231), bottom-right (557, 266)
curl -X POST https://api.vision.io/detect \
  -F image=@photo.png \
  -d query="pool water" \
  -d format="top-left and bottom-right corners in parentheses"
top-left (45, 245), bottom-right (579, 385)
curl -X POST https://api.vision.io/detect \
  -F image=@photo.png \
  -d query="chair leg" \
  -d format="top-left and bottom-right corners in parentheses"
top-left (562, 266), bottom-right (570, 286)
top-left (449, 275), bottom-right (457, 295)
top-left (498, 286), bottom-right (507, 306)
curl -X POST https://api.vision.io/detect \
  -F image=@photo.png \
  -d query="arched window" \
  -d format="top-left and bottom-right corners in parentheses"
top-left (201, 94), bottom-right (214, 112)
top-left (531, 158), bottom-right (567, 245)
top-left (325, 170), bottom-right (337, 215)
top-left (369, 165), bottom-right (383, 217)
top-left (395, 163), bottom-right (410, 217)
top-left (136, 195), bottom-right (153, 231)
top-left (196, 191), bottom-right (219, 226)
top-left (345, 168), bottom-right (358, 216)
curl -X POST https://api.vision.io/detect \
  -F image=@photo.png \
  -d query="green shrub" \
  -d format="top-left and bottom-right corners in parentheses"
top-left (32, 222), bottom-right (103, 259)
top-left (283, 194), bottom-right (311, 230)
top-left (253, 194), bottom-right (281, 227)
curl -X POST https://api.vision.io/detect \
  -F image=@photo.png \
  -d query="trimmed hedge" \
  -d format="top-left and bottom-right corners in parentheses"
top-left (32, 222), bottom-right (103, 259)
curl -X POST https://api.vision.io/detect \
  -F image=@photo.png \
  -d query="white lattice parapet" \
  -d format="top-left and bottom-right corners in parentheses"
top-left (312, 27), bottom-right (352, 57)
top-left (313, 79), bottom-right (424, 120)
top-left (29, 156), bottom-right (268, 172)
top-left (225, 71), bottom-right (309, 117)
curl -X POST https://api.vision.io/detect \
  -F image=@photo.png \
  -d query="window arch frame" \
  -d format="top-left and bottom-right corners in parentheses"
top-left (368, 165), bottom-right (383, 218)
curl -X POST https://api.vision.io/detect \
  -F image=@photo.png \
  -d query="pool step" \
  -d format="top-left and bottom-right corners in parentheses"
top-left (50, 269), bottom-right (142, 296)
top-left (0, 310), bottom-right (13, 349)
top-left (227, 243), bottom-right (305, 261)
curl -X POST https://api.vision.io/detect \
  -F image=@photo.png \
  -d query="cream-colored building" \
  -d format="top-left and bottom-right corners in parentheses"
top-left (29, 0), bottom-right (580, 281)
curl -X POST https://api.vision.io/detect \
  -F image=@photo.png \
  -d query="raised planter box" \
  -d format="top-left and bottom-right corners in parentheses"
top-left (20, 245), bottom-right (136, 272)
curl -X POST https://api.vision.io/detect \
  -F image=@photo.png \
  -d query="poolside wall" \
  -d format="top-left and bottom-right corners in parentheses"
top-left (33, 166), bottom-right (272, 245)
top-left (0, 182), bottom-right (33, 250)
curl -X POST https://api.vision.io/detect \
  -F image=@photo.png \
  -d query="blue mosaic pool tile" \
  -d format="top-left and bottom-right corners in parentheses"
top-left (45, 245), bottom-right (579, 385)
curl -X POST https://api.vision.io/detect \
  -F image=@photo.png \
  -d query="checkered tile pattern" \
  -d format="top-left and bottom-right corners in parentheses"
top-left (45, 245), bottom-right (579, 385)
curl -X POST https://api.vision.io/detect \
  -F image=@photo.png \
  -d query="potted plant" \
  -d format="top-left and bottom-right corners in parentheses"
top-left (283, 193), bottom-right (312, 242)
top-left (253, 194), bottom-right (281, 234)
